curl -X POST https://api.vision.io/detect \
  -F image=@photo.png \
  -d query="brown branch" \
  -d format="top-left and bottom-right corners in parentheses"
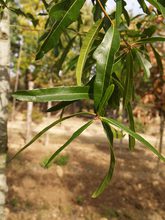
top-left (96, 0), bottom-right (113, 25)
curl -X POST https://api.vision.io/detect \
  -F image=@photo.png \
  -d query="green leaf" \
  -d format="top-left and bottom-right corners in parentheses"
top-left (8, 112), bottom-right (94, 162)
top-left (76, 19), bottom-right (103, 85)
top-left (92, 122), bottom-right (115, 198)
top-left (151, 45), bottom-right (163, 75)
top-left (93, 25), bottom-right (120, 110)
top-left (13, 86), bottom-right (92, 102)
top-left (36, 0), bottom-right (85, 59)
top-left (44, 120), bottom-right (93, 168)
top-left (137, 37), bottom-right (165, 44)
top-left (110, 126), bottom-right (124, 139)
top-left (135, 50), bottom-right (152, 80)
top-left (123, 52), bottom-right (134, 107)
top-left (49, 0), bottom-right (74, 21)
top-left (57, 36), bottom-right (76, 73)
top-left (123, 6), bottom-right (130, 26)
top-left (101, 117), bottom-right (165, 162)
top-left (137, 0), bottom-right (151, 14)
top-left (115, 0), bottom-right (123, 27)
top-left (147, 0), bottom-right (165, 17)
top-left (98, 84), bottom-right (115, 116)
top-left (46, 101), bottom-right (75, 112)
top-left (126, 102), bottom-right (135, 150)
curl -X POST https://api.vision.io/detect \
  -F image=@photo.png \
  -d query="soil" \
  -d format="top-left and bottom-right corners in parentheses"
top-left (6, 114), bottom-right (165, 220)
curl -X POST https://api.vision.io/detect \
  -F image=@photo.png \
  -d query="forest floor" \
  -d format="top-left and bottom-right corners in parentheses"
top-left (6, 114), bottom-right (165, 220)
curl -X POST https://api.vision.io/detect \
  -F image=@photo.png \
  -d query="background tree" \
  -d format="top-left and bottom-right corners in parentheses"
top-left (0, 7), bottom-right (10, 153)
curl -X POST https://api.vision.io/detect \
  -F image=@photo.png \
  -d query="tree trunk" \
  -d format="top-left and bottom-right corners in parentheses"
top-left (0, 9), bottom-right (10, 153)
top-left (159, 111), bottom-right (165, 155)
top-left (11, 38), bottom-right (23, 120)
top-left (26, 81), bottom-right (34, 142)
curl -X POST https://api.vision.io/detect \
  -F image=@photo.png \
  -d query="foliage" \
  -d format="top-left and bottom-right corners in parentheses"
top-left (3, 0), bottom-right (165, 197)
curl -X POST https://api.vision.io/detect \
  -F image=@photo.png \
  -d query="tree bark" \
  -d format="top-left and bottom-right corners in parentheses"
top-left (0, 9), bottom-right (10, 153)
top-left (26, 81), bottom-right (34, 142)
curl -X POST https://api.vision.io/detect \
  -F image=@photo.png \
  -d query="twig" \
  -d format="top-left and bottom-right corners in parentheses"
top-left (96, 0), bottom-right (113, 25)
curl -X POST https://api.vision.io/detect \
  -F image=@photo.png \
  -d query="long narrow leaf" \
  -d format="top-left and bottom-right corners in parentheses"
top-left (147, 0), bottom-right (165, 17)
top-left (126, 102), bottom-right (135, 150)
top-left (123, 52), bottom-right (134, 107)
top-left (13, 86), bottom-right (92, 102)
top-left (136, 37), bottom-right (165, 44)
top-left (93, 25), bottom-right (120, 110)
top-left (92, 122), bottom-right (115, 198)
top-left (101, 117), bottom-right (165, 162)
top-left (46, 101), bottom-right (75, 112)
top-left (8, 112), bottom-right (94, 162)
top-left (36, 0), bottom-right (85, 59)
top-left (98, 84), bottom-right (115, 116)
top-left (137, 0), bottom-right (150, 14)
top-left (44, 120), bottom-right (93, 168)
top-left (135, 50), bottom-right (152, 79)
top-left (151, 45), bottom-right (163, 75)
top-left (115, 0), bottom-right (123, 27)
top-left (76, 19), bottom-right (103, 85)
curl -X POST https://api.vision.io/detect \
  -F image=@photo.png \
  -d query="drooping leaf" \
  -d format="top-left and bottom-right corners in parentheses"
top-left (137, 0), bottom-right (151, 14)
top-left (49, 0), bottom-right (74, 21)
top-left (147, 0), bottom-right (165, 17)
top-left (76, 19), bottom-right (103, 85)
top-left (36, 0), bottom-right (85, 59)
top-left (134, 49), bottom-right (152, 80)
top-left (57, 36), bottom-right (76, 73)
top-left (151, 44), bottom-right (163, 75)
top-left (13, 86), bottom-right (92, 102)
top-left (123, 52), bottom-right (134, 107)
top-left (136, 37), bottom-right (165, 44)
top-left (92, 122), bottom-right (115, 198)
top-left (8, 112), bottom-right (94, 162)
top-left (126, 102), bottom-right (135, 150)
top-left (98, 84), bottom-right (115, 116)
top-left (141, 25), bottom-right (157, 38)
top-left (44, 120), bottom-right (93, 168)
top-left (101, 117), bottom-right (165, 162)
top-left (46, 101), bottom-right (75, 112)
top-left (93, 25), bottom-right (120, 110)
top-left (115, 0), bottom-right (123, 27)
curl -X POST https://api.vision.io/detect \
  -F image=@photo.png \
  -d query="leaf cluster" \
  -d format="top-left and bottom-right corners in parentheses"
top-left (8, 0), bottom-right (165, 197)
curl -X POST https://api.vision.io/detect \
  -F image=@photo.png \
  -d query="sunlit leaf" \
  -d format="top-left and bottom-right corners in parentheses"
top-left (8, 112), bottom-right (94, 162)
top-left (36, 0), bottom-right (85, 59)
top-left (93, 25), bottom-right (120, 110)
top-left (76, 19), bottom-right (103, 85)
top-left (92, 122), bottom-right (115, 198)
top-left (101, 117), bottom-right (165, 162)
top-left (44, 120), bottom-right (93, 168)
top-left (13, 86), bottom-right (92, 102)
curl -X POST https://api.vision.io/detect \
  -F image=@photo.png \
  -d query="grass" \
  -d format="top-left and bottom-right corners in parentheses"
top-left (40, 154), bottom-right (69, 168)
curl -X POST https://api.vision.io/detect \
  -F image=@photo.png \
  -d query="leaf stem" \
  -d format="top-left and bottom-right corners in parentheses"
top-left (96, 0), bottom-right (113, 25)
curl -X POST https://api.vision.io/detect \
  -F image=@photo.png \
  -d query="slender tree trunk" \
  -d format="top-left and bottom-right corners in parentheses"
top-left (159, 111), bottom-right (165, 155)
top-left (11, 38), bottom-right (23, 120)
top-left (26, 81), bottom-right (34, 142)
top-left (44, 78), bottom-right (53, 146)
top-left (0, 9), bottom-right (10, 153)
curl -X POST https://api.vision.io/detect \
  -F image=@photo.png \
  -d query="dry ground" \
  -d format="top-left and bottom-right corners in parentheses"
top-left (6, 114), bottom-right (165, 220)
